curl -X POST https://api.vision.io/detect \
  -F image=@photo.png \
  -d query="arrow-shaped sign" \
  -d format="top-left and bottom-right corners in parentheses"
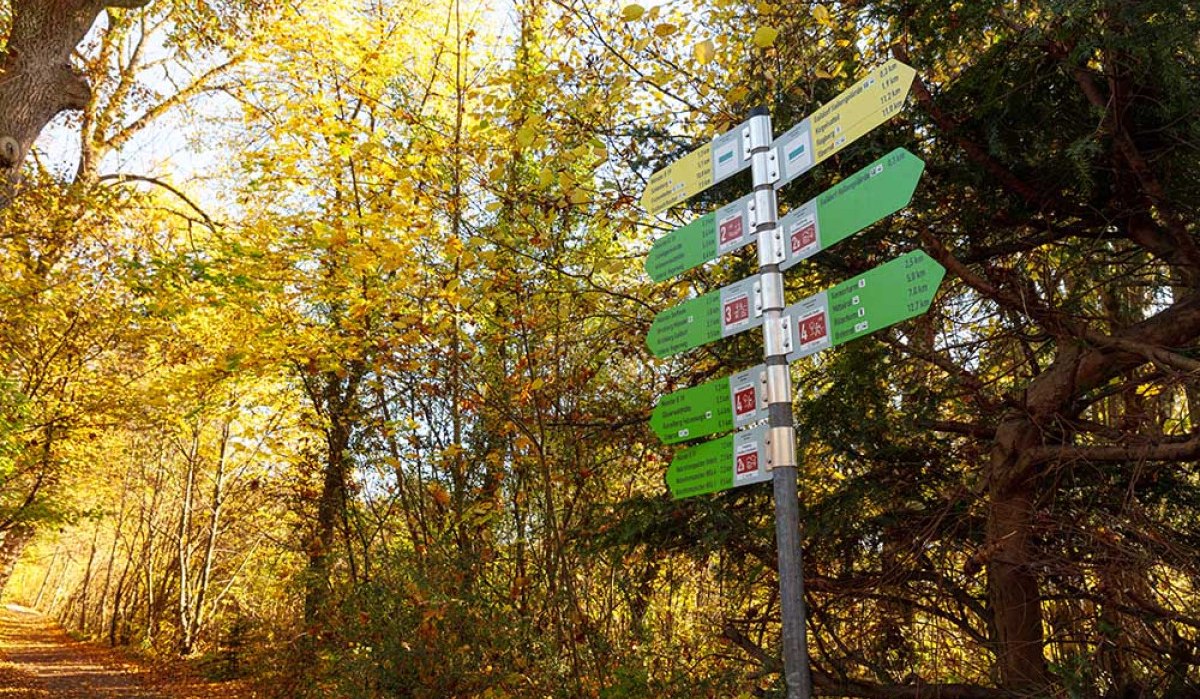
top-left (644, 147), bottom-right (923, 284)
top-left (773, 59), bottom-right (916, 189)
top-left (651, 364), bottom-right (767, 445)
top-left (779, 148), bottom-right (924, 271)
top-left (666, 423), bottom-right (772, 500)
top-left (645, 192), bottom-right (755, 283)
top-left (641, 120), bottom-right (751, 215)
top-left (647, 277), bottom-right (762, 358)
top-left (785, 250), bottom-right (944, 362)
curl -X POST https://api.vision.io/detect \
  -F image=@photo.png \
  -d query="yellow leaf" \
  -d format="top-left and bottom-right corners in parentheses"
top-left (621, 4), bottom-right (645, 21)
top-left (634, 37), bottom-right (651, 51)
top-left (813, 4), bottom-right (830, 25)
top-left (516, 126), bottom-right (535, 148)
top-left (815, 67), bottom-right (834, 79)
top-left (753, 26), bottom-right (779, 48)
top-left (694, 38), bottom-right (715, 64)
top-left (654, 23), bottom-right (677, 37)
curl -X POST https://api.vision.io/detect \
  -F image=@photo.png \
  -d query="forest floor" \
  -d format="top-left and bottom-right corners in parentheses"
top-left (0, 604), bottom-right (260, 698)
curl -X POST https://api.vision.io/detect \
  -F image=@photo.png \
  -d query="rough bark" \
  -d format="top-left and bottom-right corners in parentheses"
top-left (984, 290), bottom-right (1200, 689)
top-left (0, 523), bottom-right (36, 593)
top-left (301, 368), bottom-right (363, 649)
top-left (0, 0), bottom-right (151, 206)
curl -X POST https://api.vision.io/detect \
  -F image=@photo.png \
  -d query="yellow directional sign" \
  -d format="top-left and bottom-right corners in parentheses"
top-left (640, 120), bottom-right (750, 215)
top-left (775, 59), bottom-right (916, 187)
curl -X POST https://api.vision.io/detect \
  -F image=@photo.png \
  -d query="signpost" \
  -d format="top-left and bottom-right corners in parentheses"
top-left (640, 119), bottom-right (752, 215)
top-left (646, 277), bottom-right (763, 358)
top-left (638, 59), bottom-right (934, 699)
top-left (784, 251), bottom-right (944, 361)
top-left (650, 365), bottom-right (767, 445)
top-left (646, 193), bottom-right (755, 282)
top-left (774, 59), bottom-right (916, 188)
top-left (779, 148), bottom-right (924, 271)
top-left (666, 423), bottom-right (773, 499)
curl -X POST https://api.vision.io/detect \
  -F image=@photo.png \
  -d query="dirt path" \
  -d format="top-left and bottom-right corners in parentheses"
top-left (0, 604), bottom-right (258, 699)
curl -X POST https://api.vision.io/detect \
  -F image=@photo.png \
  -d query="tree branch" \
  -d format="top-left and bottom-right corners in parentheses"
top-left (722, 621), bottom-right (1013, 699)
top-left (98, 173), bottom-right (220, 229)
top-left (920, 419), bottom-right (997, 440)
top-left (892, 45), bottom-right (1053, 214)
top-left (1026, 431), bottom-right (1200, 466)
top-left (1068, 61), bottom-right (1200, 278)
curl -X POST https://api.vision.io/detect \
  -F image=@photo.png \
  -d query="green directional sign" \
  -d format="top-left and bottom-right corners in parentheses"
top-left (779, 148), bottom-right (924, 271)
top-left (645, 193), bottom-right (754, 282)
top-left (647, 277), bottom-right (762, 358)
top-left (785, 250), bottom-right (945, 362)
top-left (641, 120), bottom-right (750, 215)
top-left (650, 364), bottom-right (766, 445)
top-left (666, 423), bottom-right (772, 499)
top-left (774, 59), bottom-right (916, 189)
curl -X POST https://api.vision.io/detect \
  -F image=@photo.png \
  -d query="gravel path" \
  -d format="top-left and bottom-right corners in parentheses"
top-left (0, 604), bottom-right (257, 699)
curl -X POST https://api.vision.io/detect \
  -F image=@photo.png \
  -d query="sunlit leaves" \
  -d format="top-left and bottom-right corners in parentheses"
top-left (752, 26), bottom-right (779, 48)
top-left (653, 22), bottom-right (677, 37)
top-left (812, 3), bottom-right (831, 26)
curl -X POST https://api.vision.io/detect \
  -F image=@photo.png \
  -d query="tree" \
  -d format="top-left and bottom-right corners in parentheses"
top-left (0, 0), bottom-right (150, 206)
top-left (0, 0), bottom-right (263, 597)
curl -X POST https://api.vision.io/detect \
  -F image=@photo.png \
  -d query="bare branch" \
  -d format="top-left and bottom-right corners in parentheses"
top-left (1026, 432), bottom-right (1200, 466)
top-left (921, 420), bottom-right (997, 440)
top-left (97, 173), bottom-right (220, 229)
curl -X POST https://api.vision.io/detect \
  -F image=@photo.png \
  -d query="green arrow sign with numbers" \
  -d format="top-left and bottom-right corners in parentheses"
top-left (645, 193), bottom-right (754, 282)
top-left (646, 277), bottom-right (762, 357)
top-left (650, 364), bottom-right (766, 445)
top-left (779, 148), bottom-right (924, 271)
top-left (785, 250), bottom-right (945, 361)
top-left (666, 423), bottom-right (773, 499)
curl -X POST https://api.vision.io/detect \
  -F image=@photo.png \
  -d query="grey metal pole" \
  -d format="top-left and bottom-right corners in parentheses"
top-left (746, 106), bottom-right (813, 699)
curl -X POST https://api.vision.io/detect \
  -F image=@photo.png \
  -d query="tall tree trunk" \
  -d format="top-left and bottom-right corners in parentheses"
top-left (302, 370), bottom-right (362, 646)
top-left (76, 521), bottom-right (102, 631)
top-left (986, 418), bottom-right (1049, 689)
top-left (984, 292), bottom-right (1200, 689)
top-left (0, 523), bottom-right (36, 593)
top-left (176, 429), bottom-right (198, 653)
top-left (182, 422), bottom-right (228, 655)
top-left (0, 0), bottom-right (150, 207)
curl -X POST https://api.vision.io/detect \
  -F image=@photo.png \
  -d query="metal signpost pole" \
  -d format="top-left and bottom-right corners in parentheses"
top-left (747, 107), bottom-right (812, 699)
